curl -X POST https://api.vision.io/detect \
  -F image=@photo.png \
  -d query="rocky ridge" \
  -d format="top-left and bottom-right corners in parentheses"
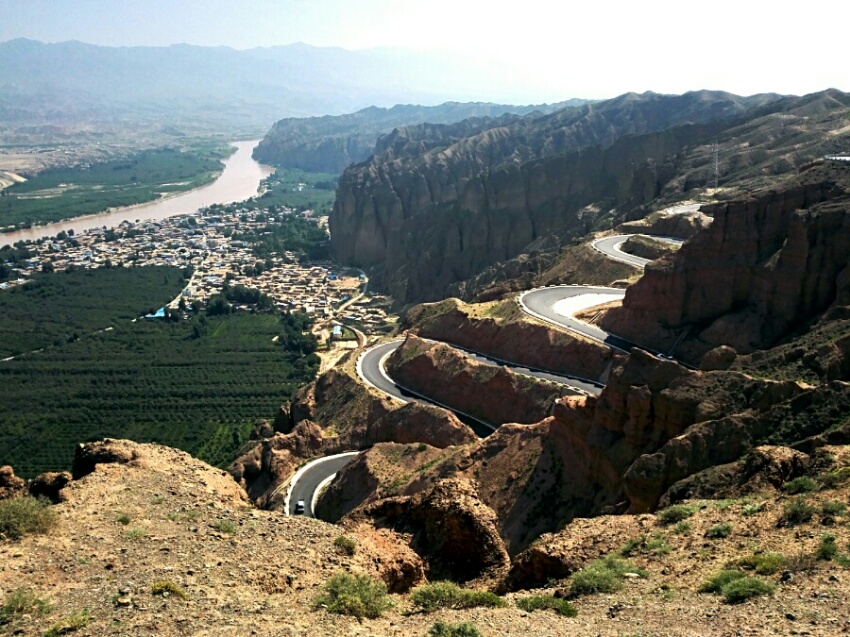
top-left (600, 162), bottom-right (850, 361)
top-left (330, 90), bottom-right (850, 305)
top-left (252, 100), bottom-right (585, 172)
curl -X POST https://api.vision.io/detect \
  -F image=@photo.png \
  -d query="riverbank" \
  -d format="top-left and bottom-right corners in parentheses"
top-left (1, 140), bottom-right (273, 247)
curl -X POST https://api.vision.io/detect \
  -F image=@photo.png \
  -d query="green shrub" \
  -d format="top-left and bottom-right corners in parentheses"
top-left (515, 595), bottom-right (577, 617)
top-left (314, 573), bottom-right (393, 618)
top-left (620, 536), bottom-right (645, 557)
top-left (411, 581), bottom-right (505, 612)
top-left (569, 555), bottom-right (646, 597)
top-left (721, 577), bottom-right (775, 604)
top-left (428, 621), bottom-right (482, 637)
top-left (658, 504), bottom-right (696, 525)
top-left (781, 497), bottom-right (815, 526)
top-left (125, 527), bottom-right (146, 540)
top-left (334, 535), bottom-right (357, 556)
top-left (43, 609), bottom-right (90, 637)
top-left (782, 476), bottom-right (819, 494)
top-left (815, 534), bottom-right (839, 561)
top-left (731, 552), bottom-right (787, 575)
top-left (150, 580), bottom-right (188, 600)
top-left (698, 570), bottom-right (746, 593)
top-left (214, 519), bottom-right (236, 534)
top-left (0, 588), bottom-right (50, 624)
top-left (116, 514), bottom-right (131, 525)
top-left (0, 496), bottom-right (57, 540)
top-left (820, 500), bottom-right (846, 516)
top-left (705, 522), bottom-right (733, 539)
top-left (673, 521), bottom-right (691, 535)
top-left (821, 467), bottom-right (850, 488)
top-left (742, 502), bottom-right (765, 516)
top-left (646, 533), bottom-right (671, 554)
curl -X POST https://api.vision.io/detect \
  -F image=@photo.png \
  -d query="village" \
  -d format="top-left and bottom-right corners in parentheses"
top-left (0, 202), bottom-right (396, 348)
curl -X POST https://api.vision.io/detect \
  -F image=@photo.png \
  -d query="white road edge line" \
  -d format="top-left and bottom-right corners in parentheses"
top-left (311, 472), bottom-right (338, 514)
top-left (376, 347), bottom-right (497, 432)
top-left (284, 451), bottom-right (361, 515)
top-left (517, 286), bottom-right (631, 353)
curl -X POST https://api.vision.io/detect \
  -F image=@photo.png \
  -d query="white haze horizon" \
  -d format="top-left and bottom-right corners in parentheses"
top-left (2, 0), bottom-right (847, 104)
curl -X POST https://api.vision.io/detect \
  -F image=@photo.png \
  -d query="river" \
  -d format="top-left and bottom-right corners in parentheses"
top-left (1, 140), bottom-right (274, 247)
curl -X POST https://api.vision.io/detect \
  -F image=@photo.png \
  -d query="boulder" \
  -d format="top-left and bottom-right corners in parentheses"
top-left (72, 439), bottom-right (139, 479)
top-left (0, 465), bottom-right (26, 500)
top-left (29, 471), bottom-right (72, 503)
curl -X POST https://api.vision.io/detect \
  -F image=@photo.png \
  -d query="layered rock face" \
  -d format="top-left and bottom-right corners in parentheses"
top-left (601, 165), bottom-right (850, 359)
top-left (404, 298), bottom-right (613, 382)
top-left (344, 477), bottom-right (511, 585)
top-left (385, 335), bottom-right (571, 425)
top-left (331, 91), bottom-right (850, 305)
top-left (330, 91), bottom-right (775, 304)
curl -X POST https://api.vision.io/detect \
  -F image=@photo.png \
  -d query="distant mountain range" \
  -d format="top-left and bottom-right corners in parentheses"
top-left (253, 100), bottom-right (590, 172)
top-left (0, 39), bottom-right (577, 134)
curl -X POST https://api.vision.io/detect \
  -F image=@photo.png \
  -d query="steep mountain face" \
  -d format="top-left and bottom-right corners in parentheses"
top-left (601, 162), bottom-right (850, 360)
top-left (330, 90), bottom-right (850, 306)
top-left (330, 91), bottom-right (782, 304)
top-left (253, 100), bottom-right (587, 172)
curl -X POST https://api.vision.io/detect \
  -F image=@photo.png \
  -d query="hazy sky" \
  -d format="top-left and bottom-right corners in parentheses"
top-left (1, 0), bottom-right (846, 100)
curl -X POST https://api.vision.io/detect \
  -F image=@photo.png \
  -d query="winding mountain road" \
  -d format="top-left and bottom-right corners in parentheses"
top-left (291, 228), bottom-right (695, 515)
top-left (518, 285), bottom-right (635, 352)
top-left (591, 234), bottom-right (684, 268)
top-left (286, 451), bottom-right (361, 518)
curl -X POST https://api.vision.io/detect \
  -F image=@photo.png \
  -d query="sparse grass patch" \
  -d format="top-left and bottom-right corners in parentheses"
top-left (780, 497), bottom-right (816, 526)
top-left (698, 570), bottom-right (746, 593)
top-left (782, 476), bottom-right (820, 494)
top-left (720, 577), bottom-right (775, 604)
top-left (428, 620), bottom-right (483, 637)
top-left (785, 552), bottom-right (818, 573)
top-left (569, 555), bottom-right (647, 597)
top-left (646, 533), bottom-right (671, 554)
top-left (184, 510), bottom-right (200, 521)
top-left (150, 580), bottom-right (188, 600)
top-left (515, 594), bottom-right (577, 617)
top-left (815, 534), bottom-right (839, 561)
top-left (43, 609), bottom-right (90, 636)
top-left (0, 496), bottom-right (57, 540)
top-left (214, 519), bottom-right (236, 534)
top-left (0, 588), bottom-right (50, 624)
top-left (705, 522), bottom-right (733, 539)
top-left (620, 536), bottom-right (645, 557)
top-left (742, 502), bottom-right (765, 516)
top-left (411, 582), bottom-right (506, 612)
top-left (658, 504), bottom-right (696, 525)
top-left (673, 521), bottom-right (691, 535)
top-left (821, 467), bottom-right (850, 489)
top-left (314, 573), bottom-right (393, 619)
top-left (125, 527), bottom-right (146, 540)
top-left (820, 500), bottom-right (846, 516)
top-left (731, 552), bottom-right (787, 575)
top-left (334, 535), bottom-right (356, 556)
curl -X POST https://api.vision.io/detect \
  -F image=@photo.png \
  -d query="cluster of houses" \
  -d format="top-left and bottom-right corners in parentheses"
top-left (1, 205), bottom-right (394, 334)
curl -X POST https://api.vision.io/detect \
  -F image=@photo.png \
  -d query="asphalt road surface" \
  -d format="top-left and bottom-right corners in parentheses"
top-left (288, 451), bottom-right (360, 518)
top-left (591, 234), bottom-right (684, 268)
top-left (519, 285), bottom-right (635, 352)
